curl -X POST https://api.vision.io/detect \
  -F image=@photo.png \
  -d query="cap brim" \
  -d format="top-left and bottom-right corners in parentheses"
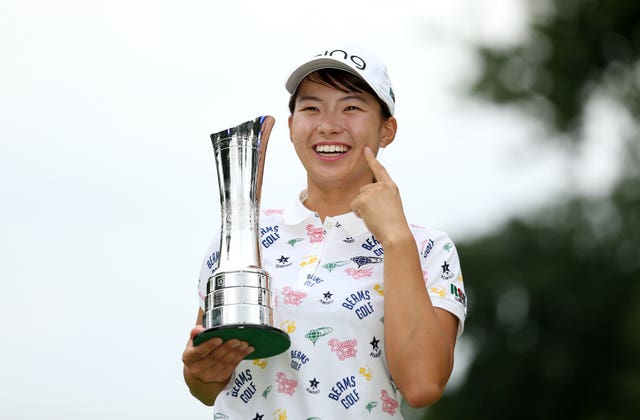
top-left (285, 57), bottom-right (363, 94)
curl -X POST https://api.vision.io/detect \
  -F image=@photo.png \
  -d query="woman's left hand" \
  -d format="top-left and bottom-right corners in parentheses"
top-left (350, 147), bottom-right (411, 245)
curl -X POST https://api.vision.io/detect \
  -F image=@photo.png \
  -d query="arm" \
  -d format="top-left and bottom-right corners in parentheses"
top-left (182, 308), bottom-right (255, 405)
top-left (380, 234), bottom-right (458, 406)
top-left (351, 148), bottom-right (459, 407)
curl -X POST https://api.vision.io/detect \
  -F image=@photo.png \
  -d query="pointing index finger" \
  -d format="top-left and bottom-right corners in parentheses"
top-left (364, 147), bottom-right (391, 182)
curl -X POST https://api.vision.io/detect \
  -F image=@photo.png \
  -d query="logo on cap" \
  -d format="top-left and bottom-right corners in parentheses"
top-left (315, 49), bottom-right (367, 71)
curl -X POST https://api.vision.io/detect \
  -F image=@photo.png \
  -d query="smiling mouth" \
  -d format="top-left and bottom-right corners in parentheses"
top-left (314, 144), bottom-right (350, 155)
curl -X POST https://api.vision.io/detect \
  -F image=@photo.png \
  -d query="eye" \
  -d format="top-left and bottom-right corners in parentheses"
top-left (344, 105), bottom-right (361, 111)
top-left (299, 105), bottom-right (319, 112)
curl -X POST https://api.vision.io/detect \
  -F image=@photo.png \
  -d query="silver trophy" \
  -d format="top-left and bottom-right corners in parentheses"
top-left (193, 115), bottom-right (290, 359)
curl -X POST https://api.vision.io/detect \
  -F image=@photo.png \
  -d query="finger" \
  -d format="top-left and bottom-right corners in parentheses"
top-left (184, 332), bottom-right (224, 364)
top-left (189, 325), bottom-right (205, 341)
top-left (186, 339), bottom-right (246, 381)
top-left (213, 345), bottom-right (252, 382)
top-left (212, 340), bottom-right (251, 373)
top-left (364, 147), bottom-right (392, 182)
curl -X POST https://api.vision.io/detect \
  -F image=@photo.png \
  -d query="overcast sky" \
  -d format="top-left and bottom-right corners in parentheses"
top-left (0, 1), bottom-right (628, 419)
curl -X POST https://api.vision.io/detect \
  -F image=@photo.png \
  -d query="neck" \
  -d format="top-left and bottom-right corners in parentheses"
top-left (303, 184), bottom-right (360, 222)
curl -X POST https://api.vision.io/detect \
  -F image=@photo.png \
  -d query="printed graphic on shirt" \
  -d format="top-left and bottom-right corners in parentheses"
top-left (420, 238), bottom-right (435, 259)
top-left (342, 289), bottom-right (375, 320)
top-left (450, 282), bottom-right (467, 308)
top-left (207, 250), bottom-right (220, 271)
top-left (322, 260), bottom-right (350, 272)
top-left (260, 225), bottom-right (281, 249)
top-left (253, 359), bottom-right (268, 369)
top-left (305, 327), bottom-right (333, 345)
top-left (444, 242), bottom-right (454, 252)
top-left (287, 238), bottom-right (304, 247)
top-left (227, 369), bottom-right (257, 404)
top-left (430, 286), bottom-right (446, 298)
top-left (319, 291), bottom-right (334, 304)
top-left (261, 209), bottom-right (283, 216)
top-left (360, 235), bottom-right (384, 256)
top-left (281, 320), bottom-right (296, 334)
top-left (351, 256), bottom-right (384, 268)
top-left (282, 286), bottom-right (307, 305)
top-left (374, 284), bottom-right (384, 296)
top-left (275, 255), bottom-right (292, 268)
top-left (366, 401), bottom-right (379, 413)
top-left (345, 267), bottom-right (374, 280)
top-left (380, 389), bottom-right (399, 415)
top-left (359, 367), bottom-right (372, 381)
top-left (328, 338), bottom-right (358, 360)
top-left (276, 372), bottom-right (297, 396)
top-left (441, 261), bottom-right (456, 280)
top-left (305, 224), bottom-right (324, 243)
top-left (328, 375), bottom-right (361, 409)
top-left (304, 273), bottom-right (323, 287)
top-left (251, 413), bottom-right (264, 420)
top-left (273, 408), bottom-right (287, 420)
top-left (290, 349), bottom-right (310, 371)
top-left (261, 385), bottom-right (273, 399)
top-left (306, 377), bottom-right (321, 394)
top-left (369, 336), bottom-right (382, 358)
top-left (300, 254), bottom-right (318, 267)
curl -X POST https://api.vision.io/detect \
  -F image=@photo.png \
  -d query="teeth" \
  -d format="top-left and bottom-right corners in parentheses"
top-left (316, 144), bottom-right (349, 153)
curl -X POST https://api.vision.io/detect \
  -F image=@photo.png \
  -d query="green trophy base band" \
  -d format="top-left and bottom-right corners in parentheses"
top-left (193, 324), bottom-right (291, 359)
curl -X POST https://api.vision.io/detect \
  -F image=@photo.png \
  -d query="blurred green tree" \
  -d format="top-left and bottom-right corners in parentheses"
top-left (471, 0), bottom-right (639, 140)
top-left (429, 172), bottom-right (640, 419)
top-left (424, 1), bottom-right (640, 419)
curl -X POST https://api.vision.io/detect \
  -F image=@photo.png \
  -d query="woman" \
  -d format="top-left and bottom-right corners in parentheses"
top-left (182, 45), bottom-right (467, 419)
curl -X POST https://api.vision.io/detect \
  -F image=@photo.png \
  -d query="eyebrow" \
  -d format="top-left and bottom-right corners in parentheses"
top-left (297, 95), bottom-right (322, 103)
top-left (297, 93), bottom-right (368, 103)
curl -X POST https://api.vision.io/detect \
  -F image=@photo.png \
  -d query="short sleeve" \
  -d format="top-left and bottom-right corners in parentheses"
top-left (416, 230), bottom-right (467, 336)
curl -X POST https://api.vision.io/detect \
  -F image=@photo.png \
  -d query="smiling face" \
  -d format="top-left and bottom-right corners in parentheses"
top-left (288, 72), bottom-right (397, 196)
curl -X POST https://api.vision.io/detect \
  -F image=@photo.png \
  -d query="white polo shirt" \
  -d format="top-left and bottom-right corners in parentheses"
top-left (198, 192), bottom-right (467, 419)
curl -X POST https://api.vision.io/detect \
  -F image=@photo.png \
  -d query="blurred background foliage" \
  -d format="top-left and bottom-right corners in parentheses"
top-left (471, 0), bottom-right (639, 140)
top-left (420, 1), bottom-right (640, 418)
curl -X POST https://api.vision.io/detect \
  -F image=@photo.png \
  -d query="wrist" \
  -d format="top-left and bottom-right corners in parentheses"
top-left (379, 227), bottom-right (414, 250)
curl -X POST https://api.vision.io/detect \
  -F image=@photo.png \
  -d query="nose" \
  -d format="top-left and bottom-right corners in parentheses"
top-left (317, 111), bottom-right (343, 135)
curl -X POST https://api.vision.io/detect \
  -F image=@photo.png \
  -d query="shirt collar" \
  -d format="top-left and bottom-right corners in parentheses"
top-left (282, 190), bottom-right (316, 226)
top-left (282, 190), bottom-right (371, 238)
top-left (333, 212), bottom-right (370, 238)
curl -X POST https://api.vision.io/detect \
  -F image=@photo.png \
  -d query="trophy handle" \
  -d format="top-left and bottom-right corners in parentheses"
top-left (255, 115), bottom-right (274, 203)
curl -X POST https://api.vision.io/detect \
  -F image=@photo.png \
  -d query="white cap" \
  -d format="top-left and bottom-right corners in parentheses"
top-left (285, 45), bottom-right (396, 115)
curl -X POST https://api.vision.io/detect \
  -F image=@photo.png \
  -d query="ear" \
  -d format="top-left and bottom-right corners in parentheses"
top-left (379, 116), bottom-right (397, 148)
top-left (288, 115), bottom-right (294, 143)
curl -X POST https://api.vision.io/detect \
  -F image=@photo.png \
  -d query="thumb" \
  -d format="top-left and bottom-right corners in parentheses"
top-left (189, 325), bottom-right (206, 341)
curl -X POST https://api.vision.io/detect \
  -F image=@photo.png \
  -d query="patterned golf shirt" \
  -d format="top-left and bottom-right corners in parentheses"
top-left (197, 192), bottom-right (467, 419)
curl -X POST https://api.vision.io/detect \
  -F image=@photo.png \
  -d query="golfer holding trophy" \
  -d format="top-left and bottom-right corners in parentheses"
top-left (182, 44), bottom-right (467, 418)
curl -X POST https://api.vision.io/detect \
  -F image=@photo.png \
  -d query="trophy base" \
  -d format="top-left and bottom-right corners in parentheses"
top-left (193, 324), bottom-right (291, 360)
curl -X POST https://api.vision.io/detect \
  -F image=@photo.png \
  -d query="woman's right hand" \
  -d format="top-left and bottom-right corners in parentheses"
top-left (182, 324), bottom-right (255, 405)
